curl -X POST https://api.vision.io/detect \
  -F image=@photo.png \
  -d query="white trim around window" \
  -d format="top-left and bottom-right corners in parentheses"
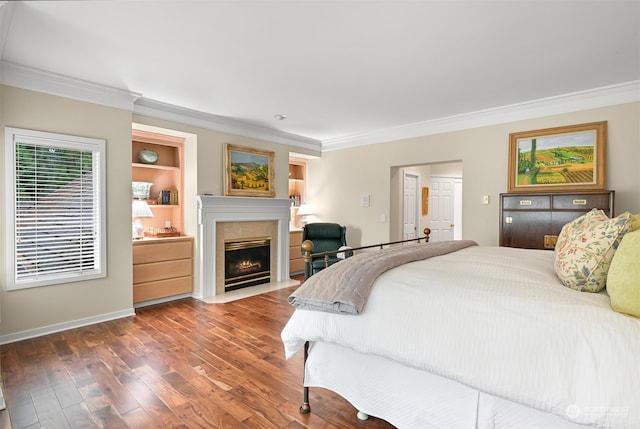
top-left (4, 127), bottom-right (107, 290)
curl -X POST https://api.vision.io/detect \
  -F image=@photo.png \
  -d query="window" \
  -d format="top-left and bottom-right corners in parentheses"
top-left (4, 127), bottom-right (106, 290)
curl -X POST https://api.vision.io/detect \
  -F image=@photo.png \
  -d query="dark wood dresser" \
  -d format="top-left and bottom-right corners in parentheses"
top-left (499, 191), bottom-right (614, 250)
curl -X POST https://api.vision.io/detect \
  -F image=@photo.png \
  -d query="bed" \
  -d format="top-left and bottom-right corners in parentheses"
top-left (281, 233), bottom-right (640, 429)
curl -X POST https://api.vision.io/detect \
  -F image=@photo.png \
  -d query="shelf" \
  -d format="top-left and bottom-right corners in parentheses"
top-left (132, 128), bottom-right (185, 235)
top-left (132, 162), bottom-right (180, 171)
top-left (289, 162), bottom-right (305, 180)
top-left (289, 157), bottom-right (307, 229)
top-left (132, 137), bottom-right (180, 169)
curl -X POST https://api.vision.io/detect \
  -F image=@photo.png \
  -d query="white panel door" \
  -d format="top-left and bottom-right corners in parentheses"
top-left (402, 172), bottom-right (419, 240)
top-left (429, 176), bottom-right (455, 241)
top-left (453, 178), bottom-right (463, 240)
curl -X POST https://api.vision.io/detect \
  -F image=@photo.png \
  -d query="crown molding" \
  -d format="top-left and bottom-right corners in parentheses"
top-left (2, 59), bottom-right (636, 153)
top-left (133, 97), bottom-right (322, 151)
top-left (321, 81), bottom-right (640, 152)
top-left (0, 60), bottom-right (322, 150)
top-left (0, 61), bottom-right (142, 110)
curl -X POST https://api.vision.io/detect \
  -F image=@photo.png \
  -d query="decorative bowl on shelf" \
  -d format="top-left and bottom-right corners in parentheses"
top-left (137, 148), bottom-right (159, 164)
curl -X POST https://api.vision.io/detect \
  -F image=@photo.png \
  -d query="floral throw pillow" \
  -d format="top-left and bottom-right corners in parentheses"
top-left (554, 209), bottom-right (631, 292)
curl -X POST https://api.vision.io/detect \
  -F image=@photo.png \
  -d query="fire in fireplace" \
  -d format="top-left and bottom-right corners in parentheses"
top-left (224, 236), bottom-right (271, 291)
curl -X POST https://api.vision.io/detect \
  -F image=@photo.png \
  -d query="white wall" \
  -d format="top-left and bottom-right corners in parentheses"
top-left (307, 102), bottom-right (640, 247)
top-left (0, 85), bottom-right (135, 339)
top-left (0, 86), bottom-right (320, 340)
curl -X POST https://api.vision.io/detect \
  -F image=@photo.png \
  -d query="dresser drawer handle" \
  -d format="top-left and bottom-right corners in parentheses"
top-left (519, 200), bottom-right (532, 206)
top-left (544, 235), bottom-right (558, 249)
top-left (572, 199), bottom-right (587, 205)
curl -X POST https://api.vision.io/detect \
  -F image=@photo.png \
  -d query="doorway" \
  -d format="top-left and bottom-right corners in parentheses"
top-left (393, 161), bottom-right (462, 242)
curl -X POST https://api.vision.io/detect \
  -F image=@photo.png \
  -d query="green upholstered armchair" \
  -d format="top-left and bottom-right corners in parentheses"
top-left (302, 222), bottom-right (350, 276)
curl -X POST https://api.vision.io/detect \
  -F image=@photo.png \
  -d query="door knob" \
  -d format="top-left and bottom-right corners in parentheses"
top-left (450, 223), bottom-right (455, 228)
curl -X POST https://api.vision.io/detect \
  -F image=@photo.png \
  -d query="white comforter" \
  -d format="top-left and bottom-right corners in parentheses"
top-left (281, 246), bottom-right (640, 428)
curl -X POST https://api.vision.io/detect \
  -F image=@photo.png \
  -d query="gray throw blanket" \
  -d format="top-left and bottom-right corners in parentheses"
top-left (288, 240), bottom-right (478, 314)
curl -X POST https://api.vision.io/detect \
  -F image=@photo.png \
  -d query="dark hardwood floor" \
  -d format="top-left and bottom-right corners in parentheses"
top-left (0, 280), bottom-right (395, 428)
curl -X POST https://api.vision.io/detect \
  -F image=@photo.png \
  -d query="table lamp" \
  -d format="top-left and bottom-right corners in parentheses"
top-left (132, 199), bottom-right (154, 239)
top-left (297, 203), bottom-right (313, 226)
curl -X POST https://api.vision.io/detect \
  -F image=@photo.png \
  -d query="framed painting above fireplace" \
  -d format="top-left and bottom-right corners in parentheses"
top-left (224, 143), bottom-right (275, 197)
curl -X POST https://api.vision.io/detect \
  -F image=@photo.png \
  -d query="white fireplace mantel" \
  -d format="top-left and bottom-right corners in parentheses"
top-left (196, 195), bottom-right (292, 299)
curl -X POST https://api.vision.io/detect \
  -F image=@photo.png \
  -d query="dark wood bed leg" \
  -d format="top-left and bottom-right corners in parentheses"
top-left (299, 341), bottom-right (311, 414)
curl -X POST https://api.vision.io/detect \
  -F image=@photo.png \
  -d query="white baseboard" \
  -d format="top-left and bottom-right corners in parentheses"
top-left (0, 308), bottom-right (135, 345)
top-left (133, 293), bottom-right (193, 309)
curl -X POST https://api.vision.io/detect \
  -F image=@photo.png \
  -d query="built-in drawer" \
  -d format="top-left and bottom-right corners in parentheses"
top-left (289, 245), bottom-right (302, 259)
top-left (290, 258), bottom-right (306, 273)
top-left (133, 276), bottom-right (192, 303)
top-left (290, 230), bottom-right (303, 246)
top-left (133, 259), bottom-right (192, 284)
top-left (552, 193), bottom-right (611, 211)
top-left (501, 195), bottom-right (551, 210)
top-left (133, 239), bottom-right (192, 264)
top-left (289, 230), bottom-right (304, 275)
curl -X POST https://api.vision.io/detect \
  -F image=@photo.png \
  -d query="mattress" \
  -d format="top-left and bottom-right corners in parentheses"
top-left (282, 246), bottom-right (640, 428)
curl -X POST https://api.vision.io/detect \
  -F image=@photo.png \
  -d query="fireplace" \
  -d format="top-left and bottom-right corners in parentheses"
top-left (224, 236), bottom-right (271, 291)
top-left (196, 195), bottom-right (293, 299)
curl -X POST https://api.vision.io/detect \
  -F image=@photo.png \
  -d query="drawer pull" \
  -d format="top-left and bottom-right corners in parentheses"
top-left (544, 235), bottom-right (558, 249)
top-left (572, 199), bottom-right (587, 205)
top-left (505, 216), bottom-right (513, 224)
top-left (519, 200), bottom-right (532, 206)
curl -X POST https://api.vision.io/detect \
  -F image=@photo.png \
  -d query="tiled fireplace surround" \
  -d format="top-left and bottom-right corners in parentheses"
top-left (196, 196), bottom-right (293, 300)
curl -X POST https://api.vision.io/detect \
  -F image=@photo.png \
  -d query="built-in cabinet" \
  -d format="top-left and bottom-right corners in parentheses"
top-left (289, 157), bottom-right (307, 231)
top-left (289, 229), bottom-right (305, 275)
top-left (132, 129), bottom-right (185, 234)
top-left (133, 236), bottom-right (193, 304)
top-left (289, 157), bottom-right (307, 275)
top-left (499, 191), bottom-right (614, 250)
top-left (132, 129), bottom-right (193, 304)
top-left (289, 157), bottom-right (306, 206)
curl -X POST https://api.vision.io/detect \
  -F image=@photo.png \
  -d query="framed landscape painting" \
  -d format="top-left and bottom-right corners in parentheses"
top-left (507, 121), bottom-right (607, 193)
top-left (224, 144), bottom-right (275, 197)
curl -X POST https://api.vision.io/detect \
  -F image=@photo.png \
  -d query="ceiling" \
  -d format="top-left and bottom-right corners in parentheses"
top-left (1, 1), bottom-right (639, 150)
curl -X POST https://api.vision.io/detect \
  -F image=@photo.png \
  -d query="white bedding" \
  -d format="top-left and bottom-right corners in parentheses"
top-left (281, 246), bottom-right (640, 428)
top-left (306, 341), bottom-right (592, 429)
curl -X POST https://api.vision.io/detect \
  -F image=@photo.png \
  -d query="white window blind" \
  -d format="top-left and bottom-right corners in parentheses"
top-left (4, 127), bottom-right (106, 290)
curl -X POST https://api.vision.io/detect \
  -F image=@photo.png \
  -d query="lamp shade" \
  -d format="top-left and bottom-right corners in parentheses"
top-left (296, 203), bottom-right (313, 216)
top-left (132, 200), bottom-right (154, 218)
